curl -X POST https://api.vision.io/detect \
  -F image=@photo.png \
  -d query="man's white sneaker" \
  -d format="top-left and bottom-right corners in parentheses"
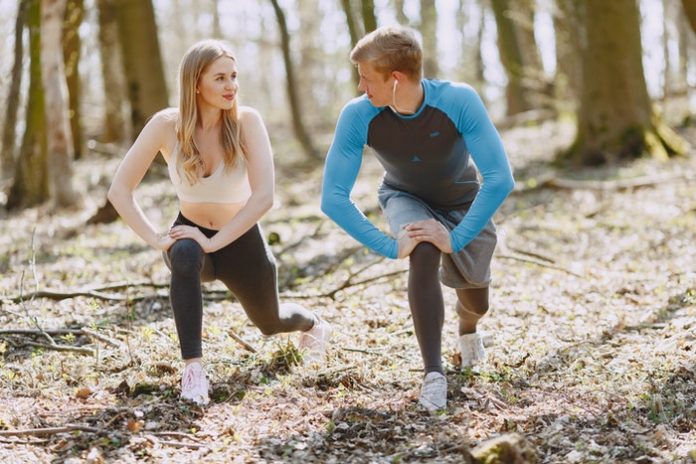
top-left (180, 362), bottom-right (209, 406)
top-left (299, 316), bottom-right (331, 364)
top-left (459, 332), bottom-right (486, 368)
top-left (418, 371), bottom-right (447, 411)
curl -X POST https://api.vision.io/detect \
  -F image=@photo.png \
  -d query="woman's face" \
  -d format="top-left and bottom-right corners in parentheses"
top-left (196, 56), bottom-right (238, 110)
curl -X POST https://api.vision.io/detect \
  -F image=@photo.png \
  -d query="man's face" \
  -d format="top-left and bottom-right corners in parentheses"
top-left (357, 61), bottom-right (393, 107)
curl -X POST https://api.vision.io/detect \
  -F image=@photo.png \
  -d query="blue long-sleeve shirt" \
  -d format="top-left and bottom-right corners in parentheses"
top-left (321, 79), bottom-right (515, 259)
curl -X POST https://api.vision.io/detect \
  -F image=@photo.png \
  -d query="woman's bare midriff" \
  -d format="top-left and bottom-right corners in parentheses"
top-left (179, 200), bottom-right (247, 230)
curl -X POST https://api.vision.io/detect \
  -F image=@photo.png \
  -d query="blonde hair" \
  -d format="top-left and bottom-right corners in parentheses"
top-left (350, 26), bottom-right (422, 81)
top-left (177, 40), bottom-right (244, 184)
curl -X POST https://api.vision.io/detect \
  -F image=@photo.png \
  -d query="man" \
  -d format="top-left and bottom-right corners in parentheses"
top-left (321, 26), bottom-right (514, 411)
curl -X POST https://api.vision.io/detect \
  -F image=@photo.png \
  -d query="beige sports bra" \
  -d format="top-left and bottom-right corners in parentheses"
top-left (167, 146), bottom-right (251, 204)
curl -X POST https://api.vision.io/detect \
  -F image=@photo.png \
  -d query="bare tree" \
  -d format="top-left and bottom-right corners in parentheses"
top-left (62, 0), bottom-right (84, 160)
top-left (490, 0), bottom-right (533, 115)
top-left (97, 0), bottom-right (129, 143)
top-left (41, 0), bottom-right (80, 207)
top-left (1, 0), bottom-right (28, 179)
top-left (340, 0), bottom-right (361, 87)
top-left (553, 0), bottom-right (584, 107)
top-left (114, 0), bottom-right (169, 138)
top-left (361, 0), bottom-right (377, 33)
top-left (8, 0), bottom-right (49, 209)
top-left (420, 0), bottom-right (438, 77)
top-left (269, 0), bottom-right (320, 160)
top-left (567, 0), bottom-right (689, 165)
top-left (682, 0), bottom-right (696, 34)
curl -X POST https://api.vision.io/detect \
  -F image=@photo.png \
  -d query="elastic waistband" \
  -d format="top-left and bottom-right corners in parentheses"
top-left (174, 212), bottom-right (219, 235)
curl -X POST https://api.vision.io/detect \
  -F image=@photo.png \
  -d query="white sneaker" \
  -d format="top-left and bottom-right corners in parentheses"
top-left (459, 333), bottom-right (486, 368)
top-left (299, 316), bottom-right (331, 364)
top-left (180, 362), bottom-right (209, 406)
top-left (419, 371), bottom-right (447, 411)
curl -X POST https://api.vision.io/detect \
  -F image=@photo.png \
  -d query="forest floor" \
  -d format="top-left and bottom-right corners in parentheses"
top-left (0, 120), bottom-right (695, 463)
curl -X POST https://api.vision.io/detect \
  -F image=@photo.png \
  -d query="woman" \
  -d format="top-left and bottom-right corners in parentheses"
top-left (108, 40), bottom-right (330, 406)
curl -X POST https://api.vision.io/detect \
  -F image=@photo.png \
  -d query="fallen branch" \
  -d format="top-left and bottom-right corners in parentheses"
top-left (513, 172), bottom-right (695, 195)
top-left (0, 424), bottom-right (101, 437)
top-left (497, 254), bottom-right (583, 277)
top-left (227, 329), bottom-right (257, 353)
top-left (145, 435), bottom-right (208, 449)
top-left (152, 431), bottom-right (203, 442)
top-left (0, 328), bottom-right (124, 350)
top-left (22, 341), bottom-right (95, 356)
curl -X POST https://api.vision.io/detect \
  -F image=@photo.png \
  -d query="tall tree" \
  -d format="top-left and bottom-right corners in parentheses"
top-left (567, 0), bottom-right (689, 165)
top-left (419, 0), bottom-right (438, 77)
top-left (97, 0), bottom-right (129, 143)
top-left (393, 0), bottom-right (409, 26)
top-left (553, 0), bottom-right (584, 107)
top-left (1, 0), bottom-right (28, 179)
top-left (42, 0), bottom-right (80, 207)
top-left (514, 0), bottom-right (552, 109)
top-left (269, 0), bottom-right (320, 160)
top-left (7, 0), bottom-right (49, 209)
top-left (114, 0), bottom-right (168, 138)
top-left (491, 0), bottom-right (533, 115)
top-left (361, 0), bottom-right (377, 34)
top-left (340, 0), bottom-right (361, 87)
top-left (682, 0), bottom-right (696, 34)
top-left (62, 0), bottom-right (84, 160)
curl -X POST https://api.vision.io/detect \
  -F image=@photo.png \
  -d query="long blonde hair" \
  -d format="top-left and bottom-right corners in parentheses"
top-left (177, 40), bottom-right (244, 184)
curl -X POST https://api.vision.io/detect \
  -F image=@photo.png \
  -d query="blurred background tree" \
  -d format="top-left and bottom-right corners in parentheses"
top-left (0, 0), bottom-right (693, 212)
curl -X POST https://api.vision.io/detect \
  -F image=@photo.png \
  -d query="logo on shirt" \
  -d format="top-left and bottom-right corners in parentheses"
top-left (411, 155), bottom-right (423, 163)
top-left (429, 131), bottom-right (440, 138)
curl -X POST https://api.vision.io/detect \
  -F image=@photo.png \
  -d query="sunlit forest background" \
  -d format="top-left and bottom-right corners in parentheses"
top-left (0, 1), bottom-right (695, 463)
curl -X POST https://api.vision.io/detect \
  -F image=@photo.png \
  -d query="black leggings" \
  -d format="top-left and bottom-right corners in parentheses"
top-left (408, 243), bottom-right (490, 374)
top-left (165, 213), bottom-right (314, 359)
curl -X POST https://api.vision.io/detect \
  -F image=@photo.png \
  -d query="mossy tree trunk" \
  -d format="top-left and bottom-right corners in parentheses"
top-left (7, 0), bottom-right (49, 210)
top-left (42, 0), bottom-right (80, 207)
top-left (566, 0), bottom-right (689, 165)
top-left (114, 0), bottom-right (168, 138)
top-left (419, 0), bottom-right (438, 78)
top-left (62, 0), bottom-right (84, 159)
top-left (1, 0), bottom-right (27, 179)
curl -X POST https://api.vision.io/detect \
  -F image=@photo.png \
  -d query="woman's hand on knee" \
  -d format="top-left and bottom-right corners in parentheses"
top-left (169, 225), bottom-right (213, 252)
top-left (155, 233), bottom-right (176, 251)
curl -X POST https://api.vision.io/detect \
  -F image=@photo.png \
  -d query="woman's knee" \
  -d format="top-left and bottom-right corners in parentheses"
top-left (168, 239), bottom-right (204, 273)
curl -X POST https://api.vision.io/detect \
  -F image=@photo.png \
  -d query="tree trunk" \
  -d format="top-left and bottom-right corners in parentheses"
top-left (393, 0), bottom-right (409, 26)
top-left (269, 0), bottom-right (320, 160)
top-left (553, 0), bottom-right (584, 107)
top-left (682, 0), bottom-right (696, 34)
top-left (41, 0), bottom-right (80, 207)
top-left (7, 0), bottom-right (49, 210)
top-left (361, 0), bottom-right (377, 34)
top-left (1, 0), bottom-right (27, 179)
top-left (340, 0), bottom-right (361, 88)
top-left (114, 0), bottom-right (168, 138)
top-left (513, 0), bottom-right (553, 109)
top-left (490, 0), bottom-right (533, 115)
top-left (62, 0), bottom-right (84, 160)
top-left (420, 0), bottom-right (438, 78)
top-left (97, 0), bottom-right (129, 143)
top-left (211, 0), bottom-right (222, 38)
top-left (566, 0), bottom-right (689, 165)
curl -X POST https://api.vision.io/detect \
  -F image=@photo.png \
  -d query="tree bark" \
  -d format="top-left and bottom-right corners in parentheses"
top-left (513, 0), bottom-right (553, 109)
top-left (97, 0), bottom-right (129, 143)
top-left (566, 0), bottom-right (689, 165)
top-left (490, 0), bottom-right (533, 115)
top-left (361, 0), bottom-right (377, 34)
top-left (211, 0), bottom-right (222, 38)
top-left (269, 0), bottom-right (320, 161)
top-left (114, 0), bottom-right (168, 138)
top-left (393, 0), bottom-right (409, 26)
top-left (7, 0), bottom-right (49, 210)
top-left (682, 0), bottom-right (696, 35)
top-left (553, 0), bottom-right (584, 107)
top-left (62, 0), bottom-right (84, 160)
top-left (1, 0), bottom-right (27, 179)
top-left (41, 0), bottom-right (80, 207)
top-left (420, 0), bottom-right (438, 78)
top-left (340, 0), bottom-right (361, 88)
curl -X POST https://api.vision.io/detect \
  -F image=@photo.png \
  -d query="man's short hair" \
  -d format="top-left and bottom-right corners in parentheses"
top-left (350, 26), bottom-right (423, 81)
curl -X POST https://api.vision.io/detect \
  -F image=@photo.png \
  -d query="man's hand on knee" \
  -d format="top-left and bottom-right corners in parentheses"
top-left (405, 219), bottom-right (453, 253)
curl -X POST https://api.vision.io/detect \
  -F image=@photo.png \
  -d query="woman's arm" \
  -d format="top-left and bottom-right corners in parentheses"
top-left (107, 111), bottom-right (175, 251)
top-left (173, 108), bottom-right (275, 252)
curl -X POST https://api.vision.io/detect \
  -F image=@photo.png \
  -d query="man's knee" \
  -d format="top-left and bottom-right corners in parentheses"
top-left (410, 242), bottom-right (441, 267)
top-left (456, 288), bottom-right (489, 316)
top-left (256, 318), bottom-right (282, 337)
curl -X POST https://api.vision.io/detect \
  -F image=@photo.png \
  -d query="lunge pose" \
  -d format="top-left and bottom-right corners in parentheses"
top-left (109, 40), bottom-right (330, 405)
top-left (321, 27), bottom-right (514, 410)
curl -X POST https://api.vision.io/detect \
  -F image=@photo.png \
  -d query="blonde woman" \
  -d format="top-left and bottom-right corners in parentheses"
top-left (109, 40), bottom-right (330, 406)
